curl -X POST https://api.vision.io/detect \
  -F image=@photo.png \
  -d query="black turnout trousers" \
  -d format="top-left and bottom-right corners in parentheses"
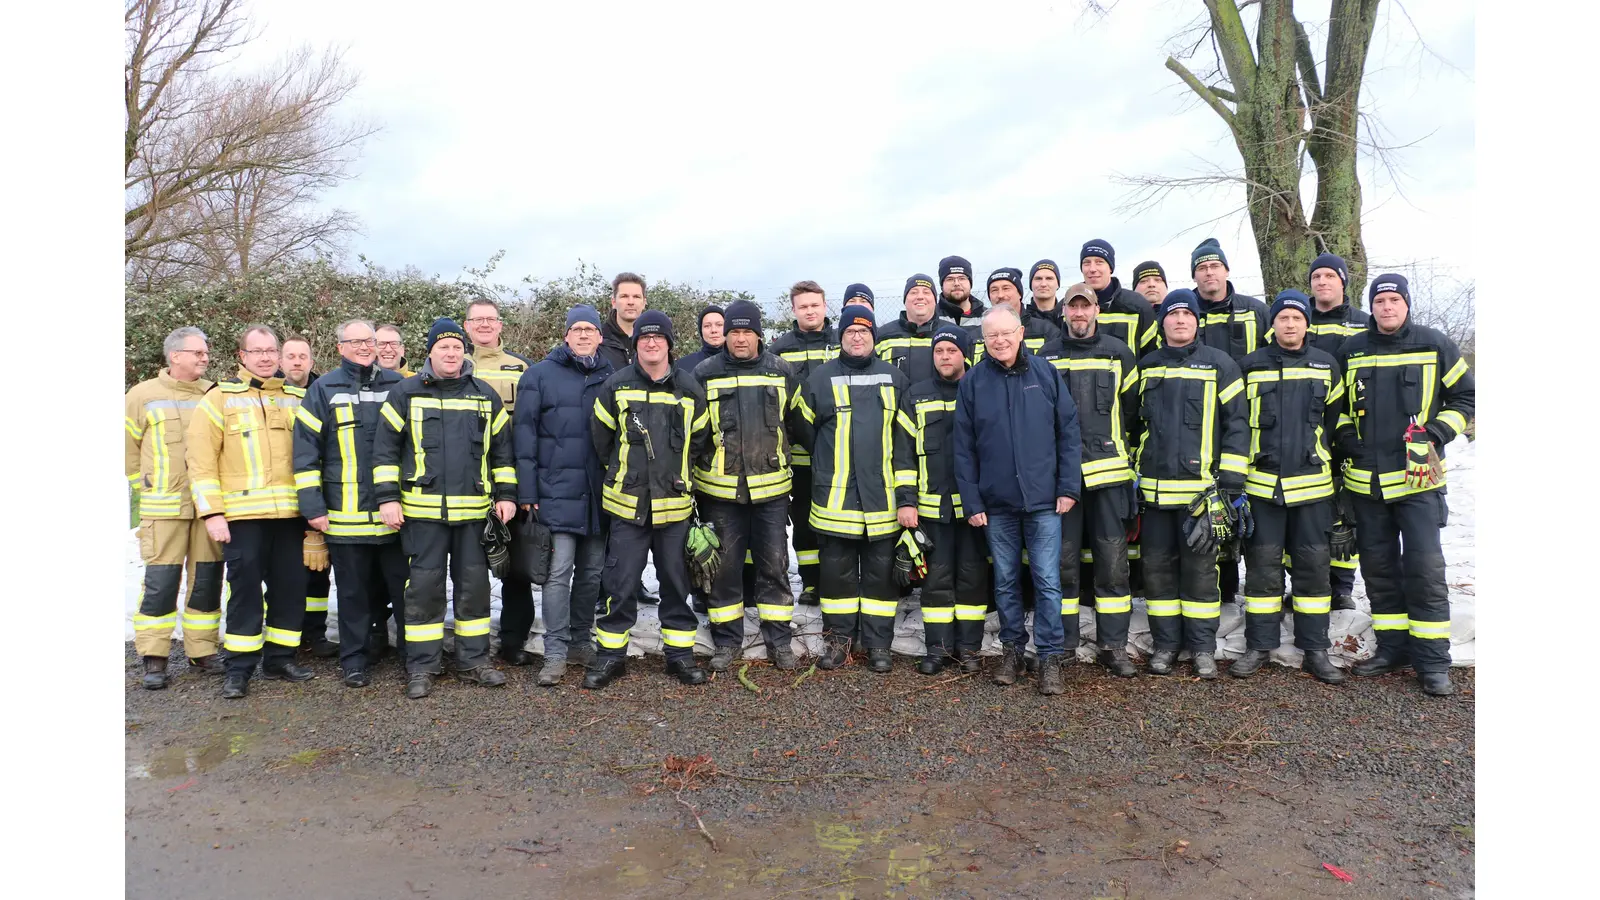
top-left (1139, 507), bottom-right (1221, 654)
top-left (221, 518), bottom-right (308, 676)
top-left (817, 535), bottom-right (897, 650)
top-left (400, 520), bottom-right (492, 675)
top-left (326, 541), bottom-right (409, 673)
top-left (1351, 490), bottom-right (1453, 673)
top-left (918, 518), bottom-right (988, 657)
top-left (1059, 486), bottom-right (1133, 652)
top-left (595, 518), bottom-right (698, 664)
top-left (701, 496), bottom-right (793, 651)
top-left (1241, 499), bottom-right (1334, 651)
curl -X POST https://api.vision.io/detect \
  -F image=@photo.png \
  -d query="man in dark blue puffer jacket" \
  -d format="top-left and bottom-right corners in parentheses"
top-left (512, 305), bottom-right (616, 686)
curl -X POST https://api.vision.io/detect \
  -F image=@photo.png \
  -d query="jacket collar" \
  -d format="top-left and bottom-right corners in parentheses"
top-left (158, 367), bottom-right (210, 394)
top-left (235, 366), bottom-right (286, 391)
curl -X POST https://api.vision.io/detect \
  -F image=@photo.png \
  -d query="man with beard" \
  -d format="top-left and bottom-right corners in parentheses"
top-left (876, 274), bottom-right (946, 385)
top-left (1079, 240), bottom-right (1158, 356)
top-left (936, 255), bottom-right (987, 345)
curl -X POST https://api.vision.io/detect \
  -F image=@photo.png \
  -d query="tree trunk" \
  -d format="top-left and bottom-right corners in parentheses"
top-left (1165, 0), bottom-right (1379, 303)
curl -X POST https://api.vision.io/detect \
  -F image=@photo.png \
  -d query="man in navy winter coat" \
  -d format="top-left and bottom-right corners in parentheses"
top-left (512, 305), bottom-right (615, 686)
top-left (953, 306), bottom-right (1082, 696)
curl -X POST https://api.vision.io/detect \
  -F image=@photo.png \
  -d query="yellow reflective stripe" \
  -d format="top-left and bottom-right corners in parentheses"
top-left (336, 409), bottom-right (359, 513)
top-left (305, 596), bottom-right (329, 612)
top-left (491, 409), bottom-right (510, 436)
top-left (295, 471), bottom-right (322, 490)
top-left (454, 616), bottom-right (491, 637)
top-left (1344, 351), bottom-right (1438, 369)
top-left (223, 631), bottom-right (265, 652)
top-left (860, 598), bottom-right (898, 617)
top-left (410, 397), bottom-right (492, 412)
top-left (374, 465), bottom-right (400, 484)
top-left (921, 606), bottom-right (955, 624)
top-left (1059, 598), bottom-right (1080, 616)
top-left (1181, 600), bottom-right (1221, 619)
top-left (954, 604), bottom-right (987, 621)
top-left (1217, 378), bottom-right (1244, 405)
top-left (1095, 596), bottom-right (1132, 614)
top-left (1408, 619), bottom-right (1450, 640)
top-left (820, 596), bottom-right (859, 615)
top-left (596, 627), bottom-right (630, 649)
top-left (1436, 409), bottom-right (1468, 435)
top-left (1145, 599), bottom-right (1181, 617)
top-left (264, 626), bottom-right (300, 647)
top-left (1244, 595), bottom-right (1281, 614)
top-left (1371, 613), bottom-right (1410, 631)
top-left (1331, 556), bottom-right (1359, 569)
top-left (707, 604), bottom-right (744, 624)
top-left (661, 628), bottom-right (697, 648)
top-left (182, 611), bottom-right (221, 629)
top-left (796, 550), bottom-right (820, 565)
top-left (296, 406), bottom-right (323, 433)
top-left (1292, 595), bottom-right (1331, 614)
top-left (757, 604), bottom-right (794, 622)
top-left (492, 466), bottom-right (518, 484)
top-left (126, 417), bottom-right (144, 441)
top-left (133, 613), bottom-right (178, 630)
top-left (407, 622), bottom-right (445, 642)
top-left (1442, 357), bottom-right (1469, 387)
top-left (593, 397), bottom-right (617, 429)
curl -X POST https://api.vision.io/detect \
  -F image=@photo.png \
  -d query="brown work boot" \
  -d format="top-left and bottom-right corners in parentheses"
top-left (141, 656), bottom-right (169, 690)
top-left (1038, 653), bottom-right (1065, 696)
top-left (993, 643), bottom-right (1022, 686)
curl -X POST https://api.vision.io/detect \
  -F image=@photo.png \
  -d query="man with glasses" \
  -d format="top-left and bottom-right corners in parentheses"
top-left (460, 299), bottom-right (541, 667)
top-left (187, 325), bottom-right (316, 698)
top-left (368, 323), bottom-right (412, 654)
top-left (293, 320), bottom-right (408, 688)
top-left (953, 307), bottom-right (1082, 695)
top-left (375, 324), bottom-right (413, 377)
top-left (127, 327), bottom-right (225, 689)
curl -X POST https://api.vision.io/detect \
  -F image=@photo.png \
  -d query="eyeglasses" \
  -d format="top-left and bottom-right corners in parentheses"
top-left (240, 348), bottom-right (279, 357)
top-left (175, 349), bottom-right (209, 358)
top-left (339, 338), bottom-right (377, 348)
top-left (567, 325), bottom-right (600, 336)
top-left (465, 317), bottom-right (501, 325)
top-left (982, 326), bottom-right (1023, 341)
top-left (376, 341), bottom-right (402, 349)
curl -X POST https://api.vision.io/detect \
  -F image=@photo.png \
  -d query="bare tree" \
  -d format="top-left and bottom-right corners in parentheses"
top-left (1403, 266), bottom-right (1474, 360)
top-left (1111, 1), bottom-right (1383, 299)
top-left (126, 0), bottom-right (375, 286)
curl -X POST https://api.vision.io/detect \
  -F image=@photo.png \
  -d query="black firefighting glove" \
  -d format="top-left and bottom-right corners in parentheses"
top-left (685, 514), bottom-right (722, 595)
top-left (1328, 489), bottom-right (1357, 561)
top-left (1403, 419), bottom-right (1443, 490)
top-left (1184, 486), bottom-right (1230, 556)
top-left (893, 527), bottom-right (933, 587)
top-left (1225, 490), bottom-right (1254, 541)
top-left (481, 516), bottom-right (511, 578)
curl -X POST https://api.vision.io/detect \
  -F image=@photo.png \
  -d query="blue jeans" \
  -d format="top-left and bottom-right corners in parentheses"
top-left (542, 531), bottom-right (606, 660)
top-left (984, 510), bottom-right (1065, 656)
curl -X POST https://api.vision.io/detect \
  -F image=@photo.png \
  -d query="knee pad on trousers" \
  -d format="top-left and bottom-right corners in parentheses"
top-left (458, 563), bottom-right (490, 611)
top-left (406, 567), bottom-right (446, 620)
top-left (189, 561), bottom-right (224, 612)
top-left (140, 565), bottom-right (183, 615)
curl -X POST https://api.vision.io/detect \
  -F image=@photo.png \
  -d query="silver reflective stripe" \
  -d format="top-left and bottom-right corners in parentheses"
top-left (224, 396), bottom-right (301, 408)
top-left (829, 373), bottom-right (894, 389)
top-left (144, 399), bottom-right (202, 412)
top-left (328, 390), bottom-right (390, 405)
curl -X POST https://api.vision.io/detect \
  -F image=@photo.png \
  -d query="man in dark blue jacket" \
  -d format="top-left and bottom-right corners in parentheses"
top-left (511, 306), bottom-right (615, 685)
top-left (953, 306), bottom-right (1082, 696)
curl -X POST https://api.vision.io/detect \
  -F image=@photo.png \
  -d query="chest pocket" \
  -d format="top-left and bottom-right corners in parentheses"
top-left (418, 407), bottom-right (443, 451)
top-left (1250, 382), bottom-right (1278, 429)
top-left (1306, 378), bottom-right (1328, 425)
top-left (920, 410), bottom-right (947, 452)
top-left (1093, 370), bottom-right (1117, 415)
top-left (162, 410), bottom-right (186, 443)
top-left (225, 406), bottom-right (259, 436)
top-left (1400, 367), bottom-right (1424, 416)
top-left (1182, 381), bottom-right (1209, 429)
top-left (762, 385), bottom-right (784, 431)
top-left (714, 388), bottom-right (739, 435)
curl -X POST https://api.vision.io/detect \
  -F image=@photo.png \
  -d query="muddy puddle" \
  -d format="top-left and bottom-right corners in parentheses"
top-left (128, 730), bottom-right (255, 779)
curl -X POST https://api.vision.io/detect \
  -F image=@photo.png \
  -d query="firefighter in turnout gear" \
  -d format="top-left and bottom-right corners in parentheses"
top-left (586, 311), bottom-right (715, 689)
top-left (460, 299), bottom-right (544, 666)
top-left (806, 304), bottom-right (916, 673)
top-left (1134, 291), bottom-right (1250, 679)
top-left (1303, 253), bottom-right (1369, 610)
top-left (893, 325), bottom-right (989, 675)
top-left (1079, 239), bottom-right (1159, 356)
top-left (935, 256), bottom-right (987, 345)
top-left (692, 300), bottom-right (817, 672)
top-left (1038, 283), bottom-right (1141, 678)
top-left (975, 268), bottom-right (1060, 360)
top-left (875, 274), bottom-right (947, 385)
top-left (373, 319), bottom-right (517, 700)
top-left (293, 319), bottom-right (408, 688)
top-left (1336, 275), bottom-right (1474, 697)
top-left (127, 327), bottom-right (224, 688)
top-left (186, 325), bottom-right (316, 698)
top-left (768, 281), bottom-right (837, 604)
top-left (1231, 292), bottom-right (1347, 685)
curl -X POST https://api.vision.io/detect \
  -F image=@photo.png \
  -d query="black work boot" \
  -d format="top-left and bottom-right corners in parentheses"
top-left (406, 672), bottom-right (432, 700)
top-left (567, 641), bottom-right (597, 669)
top-left (994, 643), bottom-right (1022, 686)
top-left (456, 664), bottom-right (507, 687)
top-left (867, 648), bottom-right (892, 673)
top-left (303, 636), bottom-right (339, 659)
top-left (709, 645), bottom-right (736, 672)
top-left (342, 669), bottom-right (371, 688)
top-left (1230, 649), bottom-right (1268, 678)
top-left (141, 656), bottom-right (170, 690)
top-left (186, 655), bottom-right (225, 676)
top-left (1352, 645), bottom-right (1412, 677)
top-left (769, 642), bottom-right (799, 671)
top-left (1192, 652), bottom-right (1219, 680)
top-left (1301, 649), bottom-right (1347, 684)
top-left (1038, 653), bottom-right (1065, 696)
top-left (817, 638), bottom-right (851, 670)
top-left (262, 661), bottom-right (316, 682)
top-left (1418, 670), bottom-right (1456, 696)
top-left (1330, 593), bottom-right (1356, 611)
top-left (957, 649), bottom-right (982, 675)
top-left (666, 658), bottom-right (708, 685)
top-left (797, 589), bottom-right (819, 607)
top-left (1099, 648), bottom-right (1137, 678)
top-left (582, 656), bottom-right (627, 690)
top-left (1148, 649), bottom-right (1177, 676)
top-left (497, 646), bottom-right (534, 666)
top-left (221, 672), bottom-right (248, 699)
top-left (917, 655), bottom-right (946, 676)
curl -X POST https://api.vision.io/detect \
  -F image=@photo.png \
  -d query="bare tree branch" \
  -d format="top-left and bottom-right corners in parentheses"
top-left (1165, 56), bottom-right (1238, 133)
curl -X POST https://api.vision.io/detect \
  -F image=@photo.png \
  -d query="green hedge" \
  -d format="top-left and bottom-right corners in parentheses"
top-left (125, 255), bottom-right (757, 388)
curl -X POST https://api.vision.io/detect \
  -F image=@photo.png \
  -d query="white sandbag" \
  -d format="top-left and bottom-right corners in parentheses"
top-left (1450, 599), bottom-right (1475, 645)
top-left (1450, 639), bottom-right (1475, 667)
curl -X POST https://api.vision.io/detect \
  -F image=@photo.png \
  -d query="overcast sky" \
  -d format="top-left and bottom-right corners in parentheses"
top-left (231, 0), bottom-right (1473, 315)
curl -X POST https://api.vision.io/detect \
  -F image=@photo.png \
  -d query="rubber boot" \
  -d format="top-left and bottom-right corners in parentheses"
top-left (1301, 649), bottom-right (1347, 685)
top-left (141, 656), bottom-right (170, 690)
top-left (1230, 649), bottom-right (1268, 678)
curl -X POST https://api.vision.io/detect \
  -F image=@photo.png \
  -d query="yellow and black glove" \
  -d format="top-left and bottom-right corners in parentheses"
top-left (303, 530), bottom-right (329, 571)
top-left (1403, 419), bottom-right (1443, 490)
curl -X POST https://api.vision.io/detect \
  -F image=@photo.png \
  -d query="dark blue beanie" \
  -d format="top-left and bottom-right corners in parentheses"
top-left (721, 300), bottom-right (759, 333)
top-left (1080, 239), bottom-right (1115, 272)
top-left (632, 309), bottom-right (675, 349)
top-left (930, 323), bottom-right (972, 361)
top-left (938, 256), bottom-right (973, 284)
top-left (843, 283), bottom-right (875, 305)
top-left (427, 317), bottom-right (468, 353)
top-left (566, 305), bottom-right (602, 332)
top-left (1029, 259), bottom-right (1060, 289)
top-left (903, 274), bottom-right (936, 300)
top-left (1159, 289), bottom-right (1202, 321)
top-left (838, 304), bottom-right (876, 338)
top-left (1368, 274), bottom-right (1411, 308)
top-left (697, 304), bottom-right (725, 333)
top-left (1268, 289), bottom-right (1311, 325)
top-left (1308, 253), bottom-right (1349, 287)
top-left (987, 267), bottom-right (1024, 296)
top-left (1190, 238), bottom-right (1228, 273)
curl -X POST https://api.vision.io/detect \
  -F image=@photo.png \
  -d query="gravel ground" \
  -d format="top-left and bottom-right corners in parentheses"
top-left (126, 642), bottom-right (1474, 899)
